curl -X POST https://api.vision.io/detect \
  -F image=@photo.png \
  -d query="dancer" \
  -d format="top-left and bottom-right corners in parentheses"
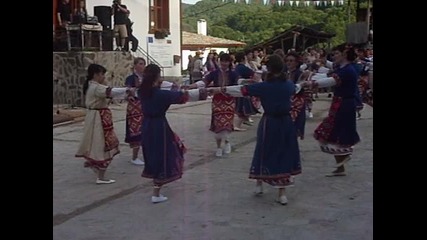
top-left (139, 64), bottom-right (209, 203)
top-left (187, 53), bottom-right (239, 157)
top-left (307, 44), bottom-right (361, 177)
top-left (285, 52), bottom-right (306, 140)
top-left (210, 55), bottom-right (308, 205)
top-left (233, 52), bottom-right (259, 131)
top-left (124, 57), bottom-right (146, 165)
top-left (76, 63), bottom-right (132, 184)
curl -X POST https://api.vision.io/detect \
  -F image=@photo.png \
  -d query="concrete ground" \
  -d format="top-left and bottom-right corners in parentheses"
top-left (53, 94), bottom-right (373, 240)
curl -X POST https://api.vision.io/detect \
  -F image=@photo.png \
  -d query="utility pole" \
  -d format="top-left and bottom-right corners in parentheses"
top-left (366, 0), bottom-right (371, 33)
top-left (347, 0), bottom-right (352, 23)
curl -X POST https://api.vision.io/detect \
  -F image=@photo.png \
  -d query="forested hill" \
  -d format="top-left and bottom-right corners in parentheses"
top-left (182, 0), bottom-right (357, 47)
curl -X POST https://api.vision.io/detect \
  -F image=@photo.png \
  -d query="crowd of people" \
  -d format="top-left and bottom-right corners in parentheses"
top-left (75, 42), bottom-right (373, 205)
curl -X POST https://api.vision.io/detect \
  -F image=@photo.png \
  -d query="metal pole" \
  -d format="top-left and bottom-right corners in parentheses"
top-left (347, 0), bottom-right (351, 23)
top-left (366, 0), bottom-right (371, 35)
top-left (292, 32), bottom-right (298, 49)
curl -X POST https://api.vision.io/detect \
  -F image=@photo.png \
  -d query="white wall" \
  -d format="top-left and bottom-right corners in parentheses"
top-left (86, 0), bottom-right (182, 78)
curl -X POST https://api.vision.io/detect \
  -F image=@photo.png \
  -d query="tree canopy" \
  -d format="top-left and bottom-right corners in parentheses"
top-left (182, 0), bottom-right (360, 49)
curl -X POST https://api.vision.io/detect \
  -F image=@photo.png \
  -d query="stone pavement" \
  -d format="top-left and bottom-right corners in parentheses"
top-left (53, 94), bottom-right (373, 240)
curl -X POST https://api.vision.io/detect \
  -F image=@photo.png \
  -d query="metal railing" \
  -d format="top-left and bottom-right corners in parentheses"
top-left (132, 46), bottom-right (165, 77)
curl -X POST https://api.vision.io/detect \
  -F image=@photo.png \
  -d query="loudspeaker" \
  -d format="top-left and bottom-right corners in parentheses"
top-left (94, 6), bottom-right (112, 29)
top-left (102, 30), bottom-right (114, 51)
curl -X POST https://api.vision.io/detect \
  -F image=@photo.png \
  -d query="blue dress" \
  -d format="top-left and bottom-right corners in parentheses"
top-left (314, 64), bottom-right (361, 155)
top-left (242, 78), bottom-right (301, 186)
top-left (140, 88), bottom-right (188, 186)
top-left (234, 63), bottom-right (259, 118)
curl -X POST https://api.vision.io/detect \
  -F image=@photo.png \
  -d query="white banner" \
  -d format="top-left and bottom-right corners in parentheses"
top-left (235, 0), bottom-right (345, 6)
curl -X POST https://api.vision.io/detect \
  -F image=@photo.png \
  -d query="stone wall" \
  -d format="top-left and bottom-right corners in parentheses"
top-left (53, 51), bottom-right (134, 107)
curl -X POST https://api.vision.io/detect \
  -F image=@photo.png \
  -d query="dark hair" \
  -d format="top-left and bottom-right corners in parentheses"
top-left (333, 43), bottom-right (357, 62)
top-left (309, 62), bottom-right (320, 71)
top-left (133, 57), bottom-right (146, 66)
top-left (83, 64), bottom-right (107, 95)
top-left (273, 49), bottom-right (286, 59)
top-left (265, 54), bottom-right (286, 82)
top-left (219, 53), bottom-right (233, 70)
top-left (234, 52), bottom-right (246, 63)
top-left (139, 64), bottom-right (161, 99)
top-left (284, 51), bottom-right (302, 70)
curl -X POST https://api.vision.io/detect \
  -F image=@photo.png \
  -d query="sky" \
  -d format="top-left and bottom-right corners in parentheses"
top-left (182, 0), bottom-right (202, 4)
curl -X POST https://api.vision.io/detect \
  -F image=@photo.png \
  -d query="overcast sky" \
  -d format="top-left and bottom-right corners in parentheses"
top-left (182, 0), bottom-right (202, 4)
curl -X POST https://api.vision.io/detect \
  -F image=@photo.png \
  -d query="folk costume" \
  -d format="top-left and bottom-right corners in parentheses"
top-left (75, 81), bottom-right (128, 171)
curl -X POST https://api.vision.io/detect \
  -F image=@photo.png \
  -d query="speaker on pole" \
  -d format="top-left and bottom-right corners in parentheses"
top-left (94, 6), bottom-right (112, 29)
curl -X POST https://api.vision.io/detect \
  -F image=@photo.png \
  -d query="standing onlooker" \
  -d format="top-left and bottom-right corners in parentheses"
top-left (124, 14), bottom-right (139, 52)
top-left (191, 52), bottom-right (203, 84)
top-left (203, 52), bottom-right (219, 73)
top-left (57, 0), bottom-right (72, 28)
top-left (186, 54), bottom-right (194, 83)
top-left (73, 0), bottom-right (87, 24)
top-left (112, 0), bottom-right (130, 51)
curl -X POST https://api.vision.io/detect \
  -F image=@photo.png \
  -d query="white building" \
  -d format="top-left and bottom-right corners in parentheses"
top-left (182, 19), bottom-right (246, 72)
top-left (86, 0), bottom-right (182, 79)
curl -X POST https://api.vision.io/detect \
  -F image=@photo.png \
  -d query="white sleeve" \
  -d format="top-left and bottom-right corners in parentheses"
top-left (187, 89), bottom-right (201, 102)
top-left (253, 71), bottom-right (263, 82)
top-left (312, 76), bottom-right (337, 88)
top-left (295, 84), bottom-right (302, 94)
top-left (195, 80), bottom-right (206, 88)
top-left (160, 81), bottom-right (173, 91)
top-left (312, 73), bottom-right (328, 79)
top-left (110, 87), bottom-right (128, 100)
top-left (326, 60), bottom-right (334, 69)
top-left (187, 89), bottom-right (208, 102)
top-left (225, 85), bottom-right (244, 97)
top-left (318, 66), bottom-right (330, 74)
top-left (238, 78), bottom-right (253, 85)
top-left (300, 64), bottom-right (307, 71)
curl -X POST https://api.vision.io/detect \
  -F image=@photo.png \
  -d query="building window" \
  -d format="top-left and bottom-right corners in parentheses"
top-left (149, 0), bottom-right (169, 34)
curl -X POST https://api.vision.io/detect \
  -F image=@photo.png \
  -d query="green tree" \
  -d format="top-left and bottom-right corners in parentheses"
top-left (182, 0), bottom-right (360, 49)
